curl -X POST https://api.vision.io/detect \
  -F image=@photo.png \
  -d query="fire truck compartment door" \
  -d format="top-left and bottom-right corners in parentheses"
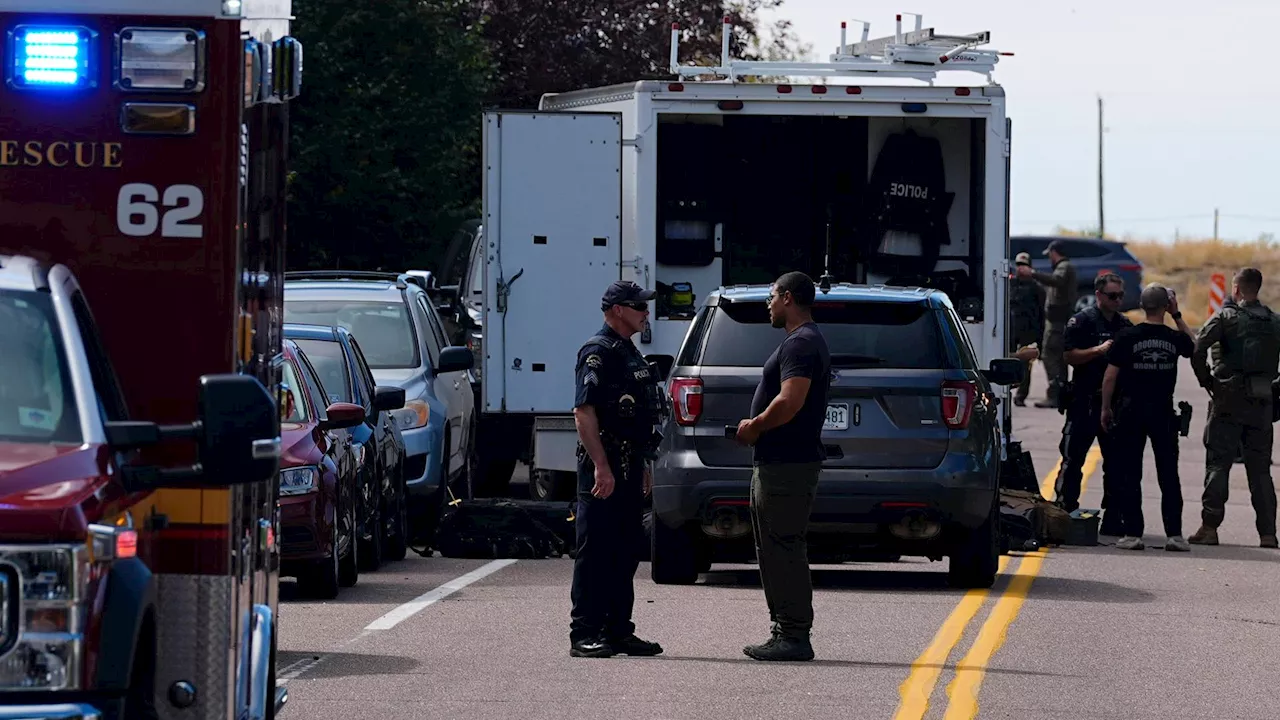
top-left (481, 111), bottom-right (623, 414)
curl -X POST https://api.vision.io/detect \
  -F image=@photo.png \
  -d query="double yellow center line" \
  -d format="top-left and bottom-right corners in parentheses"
top-left (892, 445), bottom-right (1102, 720)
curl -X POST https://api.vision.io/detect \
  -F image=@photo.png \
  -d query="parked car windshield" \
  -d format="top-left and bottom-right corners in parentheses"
top-left (699, 299), bottom-right (948, 369)
top-left (284, 299), bottom-right (420, 369)
top-left (0, 290), bottom-right (80, 444)
top-left (292, 338), bottom-right (353, 405)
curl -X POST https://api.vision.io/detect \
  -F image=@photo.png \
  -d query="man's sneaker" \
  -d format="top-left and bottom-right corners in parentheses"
top-left (1115, 536), bottom-right (1145, 550)
top-left (608, 634), bottom-right (663, 656)
top-left (1188, 525), bottom-right (1219, 545)
top-left (1261, 535), bottom-right (1279, 549)
top-left (1165, 535), bottom-right (1191, 552)
top-left (744, 636), bottom-right (814, 662)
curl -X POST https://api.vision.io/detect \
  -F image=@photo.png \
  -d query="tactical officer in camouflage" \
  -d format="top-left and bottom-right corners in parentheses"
top-left (1016, 239), bottom-right (1078, 408)
top-left (1009, 251), bottom-right (1046, 407)
top-left (569, 280), bottom-right (669, 657)
top-left (1188, 268), bottom-right (1280, 549)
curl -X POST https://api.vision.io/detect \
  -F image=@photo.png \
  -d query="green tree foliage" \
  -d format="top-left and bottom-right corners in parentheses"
top-left (470, 0), bottom-right (808, 108)
top-left (286, 0), bottom-right (806, 272)
top-left (286, 0), bottom-right (492, 271)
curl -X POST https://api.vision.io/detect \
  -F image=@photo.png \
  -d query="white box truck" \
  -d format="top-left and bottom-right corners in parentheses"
top-left (478, 14), bottom-right (1017, 499)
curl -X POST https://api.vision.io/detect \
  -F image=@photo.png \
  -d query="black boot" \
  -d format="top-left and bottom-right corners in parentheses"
top-left (608, 634), bottom-right (663, 656)
top-left (570, 637), bottom-right (615, 658)
top-left (743, 635), bottom-right (814, 662)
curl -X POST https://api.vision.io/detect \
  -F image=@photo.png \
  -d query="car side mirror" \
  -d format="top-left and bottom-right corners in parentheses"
top-left (373, 386), bottom-right (406, 413)
top-left (982, 358), bottom-right (1024, 387)
top-left (320, 402), bottom-right (366, 431)
top-left (645, 354), bottom-right (675, 383)
top-left (434, 346), bottom-right (475, 375)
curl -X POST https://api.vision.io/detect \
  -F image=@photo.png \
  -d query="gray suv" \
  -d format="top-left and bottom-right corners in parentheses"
top-left (650, 283), bottom-right (1020, 589)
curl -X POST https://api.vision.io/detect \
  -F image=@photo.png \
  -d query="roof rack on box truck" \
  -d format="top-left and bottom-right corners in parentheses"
top-left (473, 13), bottom-right (1015, 503)
top-left (669, 13), bottom-right (1011, 84)
top-left (0, 1), bottom-right (302, 718)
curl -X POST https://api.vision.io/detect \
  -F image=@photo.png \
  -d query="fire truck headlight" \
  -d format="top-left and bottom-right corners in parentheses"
top-left (115, 27), bottom-right (205, 92)
top-left (7, 25), bottom-right (97, 91)
top-left (0, 546), bottom-right (89, 691)
top-left (279, 466), bottom-right (319, 496)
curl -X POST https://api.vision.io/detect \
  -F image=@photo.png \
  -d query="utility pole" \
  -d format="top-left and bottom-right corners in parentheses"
top-left (1214, 208), bottom-right (1219, 241)
top-left (1097, 95), bottom-right (1105, 239)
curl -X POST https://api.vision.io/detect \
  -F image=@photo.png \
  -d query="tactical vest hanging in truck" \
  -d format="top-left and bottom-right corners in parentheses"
top-left (861, 128), bottom-right (956, 278)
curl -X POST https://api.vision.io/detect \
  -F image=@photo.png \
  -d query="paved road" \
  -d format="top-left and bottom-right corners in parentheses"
top-left (277, 358), bottom-right (1279, 719)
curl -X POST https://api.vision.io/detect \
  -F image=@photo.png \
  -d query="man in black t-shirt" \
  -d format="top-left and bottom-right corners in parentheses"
top-left (1101, 285), bottom-right (1196, 551)
top-left (734, 271), bottom-right (830, 662)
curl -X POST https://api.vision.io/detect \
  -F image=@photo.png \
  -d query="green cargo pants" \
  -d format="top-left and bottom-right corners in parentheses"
top-left (749, 461), bottom-right (823, 641)
top-left (1202, 397), bottom-right (1277, 537)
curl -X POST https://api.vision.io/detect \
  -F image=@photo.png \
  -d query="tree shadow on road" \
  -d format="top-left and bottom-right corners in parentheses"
top-left (653, 654), bottom-right (1075, 677)
top-left (279, 651), bottom-right (422, 681)
top-left (696, 561), bottom-right (1156, 603)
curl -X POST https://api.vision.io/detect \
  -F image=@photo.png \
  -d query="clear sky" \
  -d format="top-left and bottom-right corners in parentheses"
top-left (756, 0), bottom-right (1280, 243)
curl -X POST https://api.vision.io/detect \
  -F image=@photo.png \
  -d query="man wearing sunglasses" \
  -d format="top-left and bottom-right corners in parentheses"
top-left (569, 280), bottom-right (665, 659)
top-left (1052, 272), bottom-right (1132, 534)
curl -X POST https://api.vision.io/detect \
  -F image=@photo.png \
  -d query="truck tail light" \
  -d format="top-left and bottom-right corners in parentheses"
top-left (941, 380), bottom-right (976, 429)
top-left (669, 377), bottom-right (703, 426)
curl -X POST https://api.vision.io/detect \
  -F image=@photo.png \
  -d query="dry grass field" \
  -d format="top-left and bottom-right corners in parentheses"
top-left (1121, 236), bottom-right (1280, 327)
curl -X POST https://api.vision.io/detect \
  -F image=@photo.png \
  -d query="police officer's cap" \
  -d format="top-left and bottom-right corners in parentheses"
top-left (1043, 239), bottom-right (1067, 256)
top-left (602, 280), bottom-right (656, 311)
top-left (1015, 251), bottom-right (1032, 266)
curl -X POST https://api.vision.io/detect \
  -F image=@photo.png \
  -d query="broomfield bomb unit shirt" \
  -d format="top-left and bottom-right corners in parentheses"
top-left (1105, 323), bottom-right (1195, 407)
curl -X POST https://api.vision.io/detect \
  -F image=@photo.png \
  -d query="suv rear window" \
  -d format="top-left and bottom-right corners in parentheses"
top-left (698, 300), bottom-right (948, 369)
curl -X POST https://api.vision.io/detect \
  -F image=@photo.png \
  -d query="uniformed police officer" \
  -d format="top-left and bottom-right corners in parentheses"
top-left (1051, 273), bottom-right (1131, 533)
top-left (1016, 239), bottom-right (1078, 408)
top-left (1188, 268), bottom-right (1280, 549)
top-left (1010, 251), bottom-right (1046, 407)
top-left (569, 280), bottom-right (667, 657)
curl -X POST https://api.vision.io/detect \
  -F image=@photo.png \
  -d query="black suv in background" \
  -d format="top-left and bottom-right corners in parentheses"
top-left (1010, 235), bottom-right (1144, 311)
top-left (650, 283), bottom-right (1021, 589)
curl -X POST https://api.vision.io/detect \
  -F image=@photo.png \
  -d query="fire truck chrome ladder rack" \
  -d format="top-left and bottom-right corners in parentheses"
top-left (669, 12), bottom-right (1013, 84)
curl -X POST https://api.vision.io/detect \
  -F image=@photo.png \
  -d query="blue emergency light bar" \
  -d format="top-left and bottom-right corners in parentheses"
top-left (8, 25), bottom-right (97, 90)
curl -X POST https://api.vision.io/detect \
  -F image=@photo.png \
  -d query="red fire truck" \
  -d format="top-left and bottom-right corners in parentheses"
top-left (0, 1), bottom-right (303, 718)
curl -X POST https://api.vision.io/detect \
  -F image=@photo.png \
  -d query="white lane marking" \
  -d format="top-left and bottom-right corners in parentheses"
top-left (364, 559), bottom-right (518, 631)
top-left (279, 559), bottom-right (518, 685)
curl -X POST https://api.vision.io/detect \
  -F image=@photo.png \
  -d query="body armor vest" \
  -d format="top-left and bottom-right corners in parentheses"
top-left (1218, 304), bottom-right (1280, 397)
top-left (581, 333), bottom-right (665, 445)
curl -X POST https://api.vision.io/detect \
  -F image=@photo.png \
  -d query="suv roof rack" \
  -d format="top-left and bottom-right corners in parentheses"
top-left (285, 270), bottom-right (424, 289)
top-left (670, 12), bottom-right (1011, 84)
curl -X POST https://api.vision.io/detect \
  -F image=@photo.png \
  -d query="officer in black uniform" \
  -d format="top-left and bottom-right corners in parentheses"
top-left (569, 280), bottom-right (666, 659)
top-left (1052, 273), bottom-right (1132, 533)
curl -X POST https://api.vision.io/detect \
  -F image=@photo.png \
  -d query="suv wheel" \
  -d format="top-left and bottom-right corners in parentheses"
top-left (384, 473), bottom-right (409, 562)
top-left (947, 500), bottom-right (999, 589)
top-left (651, 517), bottom-right (700, 585)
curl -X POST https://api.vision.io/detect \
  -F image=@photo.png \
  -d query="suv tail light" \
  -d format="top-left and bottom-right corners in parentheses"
top-left (669, 377), bottom-right (703, 426)
top-left (941, 380), bottom-right (976, 429)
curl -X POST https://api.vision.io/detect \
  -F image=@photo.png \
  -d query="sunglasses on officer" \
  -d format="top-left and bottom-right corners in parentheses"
top-left (617, 301), bottom-right (647, 312)
top-left (1099, 290), bottom-right (1124, 301)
